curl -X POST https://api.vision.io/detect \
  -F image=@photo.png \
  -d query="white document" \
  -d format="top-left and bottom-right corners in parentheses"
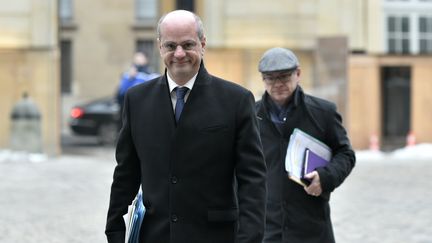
top-left (123, 203), bottom-right (136, 242)
top-left (123, 193), bottom-right (139, 242)
top-left (285, 128), bottom-right (331, 185)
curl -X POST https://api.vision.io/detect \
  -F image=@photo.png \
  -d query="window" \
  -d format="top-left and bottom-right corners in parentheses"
top-left (384, 0), bottom-right (432, 54)
top-left (176, 0), bottom-right (195, 11)
top-left (419, 16), bottom-right (432, 53)
top-left (60, 40), bottom-right (73, 94)
top-left (59, 0), bottom-right (73, 23)
top-left (136, 39), bottom-right (159, 72)
top-left (387, 16), bottom-right (411, 54)
top-left (135, 0), bottom-right (157, 20)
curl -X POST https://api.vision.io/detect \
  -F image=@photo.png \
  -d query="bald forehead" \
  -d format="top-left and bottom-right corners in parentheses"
top-left (159, 11), bottom-right (199, 39)
top-left (163, 10), bottom-right (196, 22)
top-left (160, 11), bottom-right (197, 33)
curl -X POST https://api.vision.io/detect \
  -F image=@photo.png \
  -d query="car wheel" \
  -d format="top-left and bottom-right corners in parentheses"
top-left (98, 123), bottom-right (118, 145)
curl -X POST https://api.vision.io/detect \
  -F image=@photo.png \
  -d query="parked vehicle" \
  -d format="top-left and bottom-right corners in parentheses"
top-left (69, 97), bottom-right (120, 145)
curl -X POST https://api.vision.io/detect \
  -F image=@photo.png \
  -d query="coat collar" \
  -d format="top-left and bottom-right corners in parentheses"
top-left (257, 86), bottom-right (325, 133)
top-left (257, 86), bottom-right (302, 119)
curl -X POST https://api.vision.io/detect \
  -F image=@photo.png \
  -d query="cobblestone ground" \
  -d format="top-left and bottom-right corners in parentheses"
top-left (0, 148), bottom-right (116, 243)
top-left (0, 148), bottom-right (431, 243)
top-left (331, 158), bottom-right (432, 243)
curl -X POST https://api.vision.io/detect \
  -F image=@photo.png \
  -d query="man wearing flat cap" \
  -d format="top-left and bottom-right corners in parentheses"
top-left (255, 47), bottom-right (356, 243)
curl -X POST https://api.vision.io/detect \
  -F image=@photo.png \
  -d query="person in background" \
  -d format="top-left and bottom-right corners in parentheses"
top-left (116, 51), bottom-right (159, 129)
top-left (105, 10), bottom-right (267, 243)
top-left (255, 47), bottom-right (356, 243)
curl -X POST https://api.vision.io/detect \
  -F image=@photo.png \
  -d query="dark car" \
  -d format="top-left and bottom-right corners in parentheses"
top-left (69, 97), bottom-right (120, 145)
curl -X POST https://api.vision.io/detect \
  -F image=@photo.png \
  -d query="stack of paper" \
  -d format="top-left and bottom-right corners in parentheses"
top-left (285, 128), bottom-right (331, 186)
top-left (123, 190), bottom-right (145, 243)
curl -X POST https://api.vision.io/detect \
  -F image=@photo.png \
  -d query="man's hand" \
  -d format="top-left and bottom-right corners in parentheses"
top-left (303, 171), bottom-right (322, 197)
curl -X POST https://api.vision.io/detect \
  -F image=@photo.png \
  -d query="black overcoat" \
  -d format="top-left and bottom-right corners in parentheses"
top-left (256, 87), bottom-right (355, 243)
top-left (106, 64), bottom-right (267, 243)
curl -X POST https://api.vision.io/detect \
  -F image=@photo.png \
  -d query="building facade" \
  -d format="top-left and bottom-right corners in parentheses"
top-left (55, 0), bottom-right (432, 150)
top-left (348, 0), bottom-right (432, 149)
top-left (2, 0), bottom-right (430, 153)
top-left (198, 0), bottom-right (432, 150)
top-left (0, 0), bottom-right (60, 155)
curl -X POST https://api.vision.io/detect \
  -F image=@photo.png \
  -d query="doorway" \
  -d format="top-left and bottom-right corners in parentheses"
top-left (381, 66), bottom-right (411, 149)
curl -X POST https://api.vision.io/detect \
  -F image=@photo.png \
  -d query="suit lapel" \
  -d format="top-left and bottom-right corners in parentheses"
top-left (154, 75), bottom-right (177, 131)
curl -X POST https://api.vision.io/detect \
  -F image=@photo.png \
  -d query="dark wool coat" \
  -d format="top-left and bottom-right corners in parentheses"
top-left (256, 87), bottom-right (355, 243)
top-left (106, 63), bottom-right (267, 243)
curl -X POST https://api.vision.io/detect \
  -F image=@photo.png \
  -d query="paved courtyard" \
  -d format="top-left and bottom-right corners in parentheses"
top-left (0, 145), bottom-right (431, 243)
top-left (0, 148), bottom-right (115, 243)
top-left (331, 156), bottom-right (432, 243)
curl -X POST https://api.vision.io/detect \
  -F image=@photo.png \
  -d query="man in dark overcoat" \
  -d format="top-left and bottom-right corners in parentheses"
top-left (105, 10), bottom-right (267, 243)
top-left (256, 47), bottom-right (356, 243)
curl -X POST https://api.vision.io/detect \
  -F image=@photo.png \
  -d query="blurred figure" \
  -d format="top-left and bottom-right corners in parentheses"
top-left (255, 47), bottom-right (356, 243)
top-left (116, 51), bottom-right (159, 128)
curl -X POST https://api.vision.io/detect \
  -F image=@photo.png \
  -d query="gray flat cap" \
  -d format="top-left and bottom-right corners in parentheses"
top-left (258, 47), bottom-right (299, 73)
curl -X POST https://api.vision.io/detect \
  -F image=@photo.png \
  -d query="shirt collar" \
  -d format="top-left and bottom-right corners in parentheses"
top-left (167, 73), bottom-right (197, 93)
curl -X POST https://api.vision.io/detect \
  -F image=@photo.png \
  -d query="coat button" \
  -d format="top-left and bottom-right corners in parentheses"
top-left (171, 176), bottom-right (178, 184)
top-left (171, 214), bottom-right (178, 222)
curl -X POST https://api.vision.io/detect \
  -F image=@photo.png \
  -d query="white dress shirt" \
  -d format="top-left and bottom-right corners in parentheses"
top-left (167, 73), bottom-right (197, 111)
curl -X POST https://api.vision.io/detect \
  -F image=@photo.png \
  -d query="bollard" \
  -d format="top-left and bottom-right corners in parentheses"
top-left (369, 133), bottom-right (380, 151)
top-left (10, 93), bottom-right (42, 153)
top-left (406, 131), bottom-right (416, 147)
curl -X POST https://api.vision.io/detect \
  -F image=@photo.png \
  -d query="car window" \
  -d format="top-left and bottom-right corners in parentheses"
top-left (86, 98), bottom-right (119, 113)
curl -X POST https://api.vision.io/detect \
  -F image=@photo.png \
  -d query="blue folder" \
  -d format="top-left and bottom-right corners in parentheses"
top-left (127, 191), bottom-right (145, 243)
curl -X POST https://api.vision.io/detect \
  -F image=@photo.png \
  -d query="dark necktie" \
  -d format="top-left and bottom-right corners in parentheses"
top-left (175, 87), bottom-right (188, 122)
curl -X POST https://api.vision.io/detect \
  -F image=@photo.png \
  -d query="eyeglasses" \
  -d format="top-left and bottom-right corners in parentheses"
top-left (161, 41), bottom-right (197, 52)
top-left (262, 70), bottom-right (297, 85)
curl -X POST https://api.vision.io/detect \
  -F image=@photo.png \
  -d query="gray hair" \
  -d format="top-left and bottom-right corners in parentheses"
top-left (157, 10), bottom-right (205, 41)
